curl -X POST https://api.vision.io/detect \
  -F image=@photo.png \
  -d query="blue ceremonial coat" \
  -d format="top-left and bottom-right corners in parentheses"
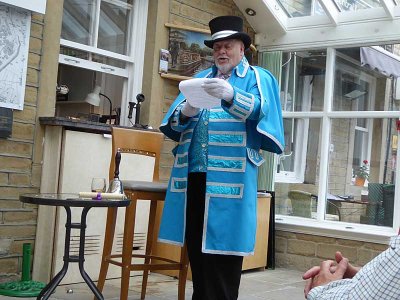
top-left (158, 58), bottom-right (284, 255)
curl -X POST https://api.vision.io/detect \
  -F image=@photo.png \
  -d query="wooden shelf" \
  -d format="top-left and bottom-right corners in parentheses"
top-left (164, 23), bottom-right (210, 34)
top-left (160, 73), bottom-right (191, 82)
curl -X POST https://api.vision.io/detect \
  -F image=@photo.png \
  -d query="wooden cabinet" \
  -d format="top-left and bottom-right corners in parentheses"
top-left (243, 194), bottom-right (271, 271)
top-left (151, 194), bottom-right (271, 278)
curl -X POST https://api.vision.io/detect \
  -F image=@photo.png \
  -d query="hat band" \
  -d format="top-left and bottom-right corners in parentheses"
top-left (211, 30), bottom-right (238, 41)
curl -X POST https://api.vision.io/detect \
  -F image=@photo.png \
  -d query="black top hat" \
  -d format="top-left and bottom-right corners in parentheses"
top-left (204, 16), bottom-right (251, 50)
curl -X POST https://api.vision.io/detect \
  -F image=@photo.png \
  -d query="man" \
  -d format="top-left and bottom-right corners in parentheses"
top-left (158, 15), bottom-right (284, 300)
top-left (303, 235), bottom-right (400, 299)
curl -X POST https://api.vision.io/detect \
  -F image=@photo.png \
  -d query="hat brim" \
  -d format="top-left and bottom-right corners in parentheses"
top-left (204, 32), bottom-right (251, 50)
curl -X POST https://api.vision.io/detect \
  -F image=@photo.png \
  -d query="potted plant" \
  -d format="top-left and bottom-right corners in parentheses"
top-left (354, 160), bottom-right (369, 186)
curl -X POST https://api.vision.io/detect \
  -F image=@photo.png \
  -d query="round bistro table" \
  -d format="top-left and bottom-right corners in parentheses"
top-left (20, 193), bottom-right (130, 300)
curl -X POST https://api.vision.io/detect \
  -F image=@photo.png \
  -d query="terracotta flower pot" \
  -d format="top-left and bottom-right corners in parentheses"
top-left (355, 177), bottom-right (366, 187)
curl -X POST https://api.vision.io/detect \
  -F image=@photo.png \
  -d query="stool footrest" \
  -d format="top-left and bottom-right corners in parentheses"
top-left (70, 223), bottom-right (82, 229)
top-left (106, 253), bottom-right (182, 265)
top-left (106, 257), bottom-right (184, 271)
top-left (66, 255), bottom-right (80, 263)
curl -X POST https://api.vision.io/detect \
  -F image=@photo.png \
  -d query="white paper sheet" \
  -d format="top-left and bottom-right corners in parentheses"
top-left (179, 78), bottom-right (221, 109)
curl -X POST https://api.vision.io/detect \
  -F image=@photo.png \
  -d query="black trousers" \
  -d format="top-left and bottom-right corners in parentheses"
top-left (185, 172), bottom-right (243, 300)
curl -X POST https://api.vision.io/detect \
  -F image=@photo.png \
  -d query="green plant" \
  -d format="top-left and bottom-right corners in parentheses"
top-left (354, 160), bottom-right (369, 179)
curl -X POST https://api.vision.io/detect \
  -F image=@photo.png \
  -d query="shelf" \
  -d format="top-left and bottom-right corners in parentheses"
top-left (160, 73), bottom-right (191, 82)
top-left (56, 100), bottom-right (88, 105)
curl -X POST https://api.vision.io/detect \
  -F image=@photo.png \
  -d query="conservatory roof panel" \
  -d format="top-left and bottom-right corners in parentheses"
top-left (275, 0), bottom-right (328, 17)
top-left (233, 0), bottom-right (400, 49)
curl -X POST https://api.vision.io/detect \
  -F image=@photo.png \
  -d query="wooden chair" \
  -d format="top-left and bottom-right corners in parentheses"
top-left (288, 190), bottom-right (313, 218)
top-left (96, 126), bottom-right (189, 300)
top-left (288, 190), bottom-right (340, 221)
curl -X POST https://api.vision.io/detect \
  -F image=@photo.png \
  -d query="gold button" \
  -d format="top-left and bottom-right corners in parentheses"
top-left (204, 121), bottom-right (208, 125)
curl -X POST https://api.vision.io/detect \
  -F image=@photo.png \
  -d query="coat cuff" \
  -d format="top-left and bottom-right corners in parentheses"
top-left (221, 86), bottom-right (255, 120)
top-left (170, 103), bottom-right (191, 132)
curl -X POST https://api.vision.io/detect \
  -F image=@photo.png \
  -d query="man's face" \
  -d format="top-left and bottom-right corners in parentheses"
top-left (213, 39), bottom-right (244, 74)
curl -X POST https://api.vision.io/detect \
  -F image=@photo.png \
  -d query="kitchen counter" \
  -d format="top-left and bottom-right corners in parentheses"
top-left (39, 117), bottom-right (157, 134)
top-left (39, 117), bottom-right (111, 134)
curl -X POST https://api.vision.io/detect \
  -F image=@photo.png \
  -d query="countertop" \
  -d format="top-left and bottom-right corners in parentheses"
top-left (39, 117), bottom-right (157, 134)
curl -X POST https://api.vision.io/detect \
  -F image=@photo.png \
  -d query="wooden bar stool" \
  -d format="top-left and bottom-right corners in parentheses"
top-left (96, 127), bottom-right (189, 300)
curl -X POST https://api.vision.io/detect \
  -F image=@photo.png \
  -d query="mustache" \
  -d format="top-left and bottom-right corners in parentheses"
top-left (216, 56), bottom-right (229, 60)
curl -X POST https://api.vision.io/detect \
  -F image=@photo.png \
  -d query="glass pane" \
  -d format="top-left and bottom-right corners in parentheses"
top-left (279, 119), bottom-right (297, 173)
top-left (275, 118), bottom-right (322, 218)
top-left (276, 0), bottom-right (327, 17)
top-left (61, 0), bottom-right (96, 45)
top-left (57, 64), bottom-right (126, 123)
top-left (327, 117), bottom-right (397, 227)
top-left (334, 48), bottom-right (400, 111)
top-left (118, 0), bottom-right (133, 4)
top-left (333, 0), bottom-right (382, 11)
top-left (98, 1), bottom-right (131, 55)
top-left (60, 46), bottom-right (90, 60)
top-left (91, 53), bottom-right (126, 68)
top-left (281, 50), bottom-right (326, 112)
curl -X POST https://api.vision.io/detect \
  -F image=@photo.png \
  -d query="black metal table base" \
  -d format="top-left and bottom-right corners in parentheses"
top-left (37, 206), bottom-right (104, 300)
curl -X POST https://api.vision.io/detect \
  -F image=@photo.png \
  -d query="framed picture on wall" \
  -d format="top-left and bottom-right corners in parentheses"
top-left (166, 24), bottom-right (213, 77)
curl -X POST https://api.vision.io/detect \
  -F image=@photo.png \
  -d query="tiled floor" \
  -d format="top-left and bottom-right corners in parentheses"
top-left (0, 268), bottom-right (306, 300)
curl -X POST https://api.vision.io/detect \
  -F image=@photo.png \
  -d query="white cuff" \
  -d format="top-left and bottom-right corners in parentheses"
top-left (181, 102), bottom-right (200, 117)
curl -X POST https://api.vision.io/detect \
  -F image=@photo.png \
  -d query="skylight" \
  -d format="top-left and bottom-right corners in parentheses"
top-left (333, 0), bottom-right (382, 11)
top-left (276, 0), bottom-right (327, 17)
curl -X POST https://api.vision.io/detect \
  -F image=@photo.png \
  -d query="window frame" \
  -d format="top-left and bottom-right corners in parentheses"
top-left (334, 54), bottom-right (377, 184)
top-left (58, 0), bottom-right (148, 125)
top-left (276, 57), bottom-right (313, 183)
top-left (273, 47), bottom-right (400, 242)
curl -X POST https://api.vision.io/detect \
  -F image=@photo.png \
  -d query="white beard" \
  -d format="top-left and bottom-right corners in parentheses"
top-left (216, 62), bottom-right (233, 74)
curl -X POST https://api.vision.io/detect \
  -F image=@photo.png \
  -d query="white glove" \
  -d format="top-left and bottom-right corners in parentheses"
top-left (181, 101), bottom-right (200, 117)
top-left (202, 78), bottom-right (234, 102)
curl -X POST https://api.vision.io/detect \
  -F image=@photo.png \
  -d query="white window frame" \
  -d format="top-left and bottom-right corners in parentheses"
top-left (273, 47), bottom-right (400, 243)
top-left (2, 0), bottom-right (46, 14)
top-left (276, 56), bottom-right (312, 183)
top-left (58, 0), bottom-right (148, 126)
top-left (335, 53), bottom-right (376, 184)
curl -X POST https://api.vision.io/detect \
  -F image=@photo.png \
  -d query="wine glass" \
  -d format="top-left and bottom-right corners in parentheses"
top-left (91, 177), bottom-right (107, 193)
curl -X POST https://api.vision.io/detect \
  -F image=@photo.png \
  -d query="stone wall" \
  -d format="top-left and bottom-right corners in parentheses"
top-left (275, 230), bottom-right (388, 271)
top-left (0, 13), bottom-right (44, 282)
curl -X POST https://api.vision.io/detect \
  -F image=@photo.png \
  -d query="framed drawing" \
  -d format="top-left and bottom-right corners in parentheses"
top-left (166, 24), bottom-right (214, 77)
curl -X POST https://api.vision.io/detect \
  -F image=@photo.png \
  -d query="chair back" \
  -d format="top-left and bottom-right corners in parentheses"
top-left (365, 183), bottom-right (383, 225)
top-left (288, 190), bottom-right (312, 218)
top-left (109, 127), bottom-right (164, 183)
top-left (382, 184), bottom-right (395, 227)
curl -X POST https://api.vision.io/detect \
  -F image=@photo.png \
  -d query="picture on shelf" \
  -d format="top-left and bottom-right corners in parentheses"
top-left (168, 27), bottom-right (213, 77)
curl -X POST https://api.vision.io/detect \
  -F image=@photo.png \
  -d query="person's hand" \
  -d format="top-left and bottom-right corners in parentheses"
top-left (335, 251), bottom-right (360, 279)
top-left (201, 78), bottom-right (234, 101)
top-left (302, 251), bottom-right (360, 297)
top-left (181, 101), bottom-right (200, 117)
top-left (303, 257), bottom-right (348, 298)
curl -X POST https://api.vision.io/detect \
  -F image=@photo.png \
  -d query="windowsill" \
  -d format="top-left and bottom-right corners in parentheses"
top-left (275, 215), bottom-right (397, 244)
